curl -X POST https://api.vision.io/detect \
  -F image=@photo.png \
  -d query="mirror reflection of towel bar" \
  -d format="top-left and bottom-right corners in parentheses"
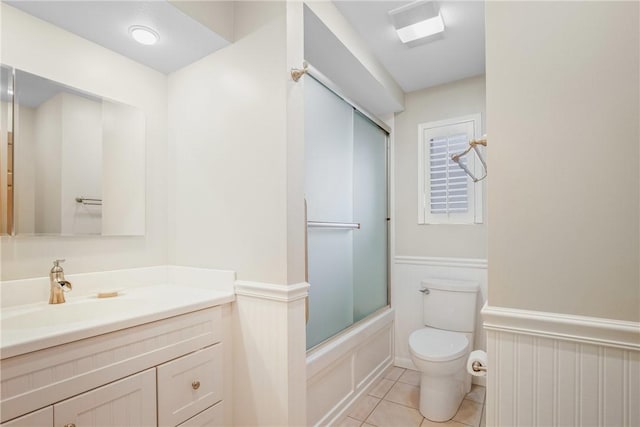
top-left (75, 197), bottom-right (102, 206)
top-left (307, 221), bottom-right (360, 230)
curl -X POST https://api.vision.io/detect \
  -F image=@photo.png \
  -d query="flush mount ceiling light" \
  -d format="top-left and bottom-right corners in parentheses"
top-left (389, 1), bottom-right (445, 44)
top-left (129, 25), bottom-right (159, 45)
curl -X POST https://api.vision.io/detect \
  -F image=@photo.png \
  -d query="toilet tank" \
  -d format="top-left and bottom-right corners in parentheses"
top-left (421, 279), bottom-right (479, 332)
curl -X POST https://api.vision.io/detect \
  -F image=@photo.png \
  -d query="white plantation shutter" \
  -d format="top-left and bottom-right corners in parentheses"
top-left (429, 133), bottom-right (469, 214)
top-left (418, 114), bottom-right (483, 225)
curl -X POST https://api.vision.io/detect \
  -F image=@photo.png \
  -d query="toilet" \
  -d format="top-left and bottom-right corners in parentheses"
top-left (408, 279), bottom-right (479, 422)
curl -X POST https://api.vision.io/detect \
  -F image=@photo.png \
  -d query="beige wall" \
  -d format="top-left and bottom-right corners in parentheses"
top-left (168, 1), bottom-right (234, 43)
top-left (13, 104), bottom-right (36, 234)
top-left (169, 5), bottom-right (308, 425)
top-left (0, 4), bottom-right (168, 280)
top-left (486, 2), bottom-right (639, 321)
top-left (167, 2), bottom-right (293, 285)
top-left (34, 94), bottom-right (63, 234)
top-left (394, 75), bottom-right (487, 259)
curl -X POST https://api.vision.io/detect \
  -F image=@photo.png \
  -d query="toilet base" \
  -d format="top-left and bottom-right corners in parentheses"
top-left (418, 371), bottom-right (466, 422)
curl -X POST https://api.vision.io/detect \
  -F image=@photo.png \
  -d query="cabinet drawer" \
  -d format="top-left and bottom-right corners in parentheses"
top-left (157, 345), bottom-right (223, 427)
top-left (177, 401), bottom-right (225, 427)
top-left (55, 368), bottom-right (157, 427)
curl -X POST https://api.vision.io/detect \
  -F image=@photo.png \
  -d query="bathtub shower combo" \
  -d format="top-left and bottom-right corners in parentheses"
top-left (304, 68), bottom-right (393, 426)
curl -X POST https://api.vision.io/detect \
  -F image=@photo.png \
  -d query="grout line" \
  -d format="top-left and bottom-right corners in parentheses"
top-left (362, 397), bottom-right (382, 427)
top-left (376, 368), bottom-right (486, 427)
top-left (364, 395), bottom-right (382, 421)
top-left (380, 398), bottom-right (419, 411)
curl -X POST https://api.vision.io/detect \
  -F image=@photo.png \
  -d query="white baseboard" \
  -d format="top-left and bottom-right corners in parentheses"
top-left (393, 356), bottom-right (416, 371)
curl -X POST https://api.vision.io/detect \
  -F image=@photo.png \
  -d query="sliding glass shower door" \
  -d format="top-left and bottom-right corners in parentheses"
top-left (305, 75), bottom-right (388, 350)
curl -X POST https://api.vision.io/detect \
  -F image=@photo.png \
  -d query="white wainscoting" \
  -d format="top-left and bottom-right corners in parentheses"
top-left (233, 281), bottom-right (309, 427)
top-left (483, 305), bottom-right (640, 426)
top-left (393, 256), bottom-right (487, 385)
top-left (306, 308), bottom-right (394, 427)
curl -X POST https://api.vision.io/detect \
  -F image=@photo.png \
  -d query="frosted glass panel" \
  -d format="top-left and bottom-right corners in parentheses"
top-left (305, 76), bottom-right (388, 350)
top-left (353, 112), bottom-right (388, 322)
top-left (305, 76), bottom-right (354, 349)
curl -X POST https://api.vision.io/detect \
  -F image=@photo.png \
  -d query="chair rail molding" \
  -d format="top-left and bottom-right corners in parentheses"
top-left (482, 304), bottom-right (640, 350)
top-left (234, 281), bottom-right (309, 302)
top-left (394, 255), bottom-right (487, 269)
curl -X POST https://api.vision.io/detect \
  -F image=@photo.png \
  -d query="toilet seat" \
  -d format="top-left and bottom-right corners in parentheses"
top-left (409, 328), bottom-right (468, 362)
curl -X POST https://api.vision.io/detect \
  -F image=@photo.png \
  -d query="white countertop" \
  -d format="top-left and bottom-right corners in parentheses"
top-left (1, 266), bottom-right (237, 359)
top-left (1, 284), bottom-right (234, 359)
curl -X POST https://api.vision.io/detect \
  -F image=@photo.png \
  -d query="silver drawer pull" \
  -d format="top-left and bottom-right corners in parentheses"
top-left (192, 380), bottom-right (201, 390)
top-left (418, 288), bottom-right (430, 294)
top-left (64, 424), bottom-right (76, 427)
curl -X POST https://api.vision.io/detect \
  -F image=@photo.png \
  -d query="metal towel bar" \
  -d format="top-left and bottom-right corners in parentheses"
top-left (307, 221), bottom-right (360, 230)
top-left (75, 197), bottom-right (102, 206)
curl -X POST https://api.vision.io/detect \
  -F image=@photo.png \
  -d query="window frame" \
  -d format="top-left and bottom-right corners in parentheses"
top-left (417, 114), bottom-right (483, 225)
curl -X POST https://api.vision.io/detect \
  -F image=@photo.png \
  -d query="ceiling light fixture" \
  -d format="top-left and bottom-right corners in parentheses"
top-left (129, 25), bottom-right (159, 46)
top-left (389, 1), bottom-right (445, 44)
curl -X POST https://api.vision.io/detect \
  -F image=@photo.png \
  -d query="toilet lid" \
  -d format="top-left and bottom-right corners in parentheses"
top-left (409, 328), bottom-right (469, 362)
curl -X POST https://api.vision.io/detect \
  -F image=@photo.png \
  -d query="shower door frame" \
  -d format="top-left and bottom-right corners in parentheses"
top-left (303, 62), bottom-right (391, 352)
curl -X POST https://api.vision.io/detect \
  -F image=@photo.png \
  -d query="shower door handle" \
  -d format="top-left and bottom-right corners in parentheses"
top-left (304, 198), bottom-right (309, 324)
top-left (307, 221), bottom-right (360, 229)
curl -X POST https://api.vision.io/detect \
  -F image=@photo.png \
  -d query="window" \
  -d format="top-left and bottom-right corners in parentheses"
top-left (418, 114), bottom-right (483, 224)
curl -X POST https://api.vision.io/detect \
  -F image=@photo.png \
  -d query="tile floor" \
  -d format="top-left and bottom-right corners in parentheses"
top-left (338, 366), bottom-right (486, 427)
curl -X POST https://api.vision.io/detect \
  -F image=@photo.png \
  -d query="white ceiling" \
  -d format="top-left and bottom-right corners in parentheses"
top-left (5, 1), bottom-right (230, 74)
top-left (5, 1), bottom-right (484, 94)
top-left (333, 1), bottom-right (486, 93)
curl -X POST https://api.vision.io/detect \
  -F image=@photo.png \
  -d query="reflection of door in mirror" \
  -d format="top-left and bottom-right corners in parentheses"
top-left (4, 67), bottom-right (146, 236)
top-left (15, 71), bottom-right (104, 235)
top-left (0, 64), bottom-right (14, 235)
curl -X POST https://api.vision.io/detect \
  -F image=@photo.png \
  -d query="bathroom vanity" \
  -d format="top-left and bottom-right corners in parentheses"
top-left (0, 273), bottom-right (234, 427)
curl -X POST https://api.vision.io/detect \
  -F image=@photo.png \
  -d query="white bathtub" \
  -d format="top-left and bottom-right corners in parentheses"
top-left (306, 307), bottom-right (395, 426)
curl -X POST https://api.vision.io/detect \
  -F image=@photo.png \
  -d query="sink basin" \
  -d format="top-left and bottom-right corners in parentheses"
top-left (2, 297), bottom-right (141, 330)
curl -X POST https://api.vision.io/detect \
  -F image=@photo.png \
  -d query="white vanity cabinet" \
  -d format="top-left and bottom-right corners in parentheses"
top-left (0, 305), bottom-right (231, 427)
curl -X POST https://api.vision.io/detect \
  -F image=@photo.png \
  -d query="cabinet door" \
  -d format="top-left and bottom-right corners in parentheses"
top-left (54, 369), bottom-right (156, 427)
top-left (0, 406), bottom-right (52, 427)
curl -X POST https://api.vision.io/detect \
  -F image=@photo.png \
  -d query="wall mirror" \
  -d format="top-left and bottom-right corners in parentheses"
top-left (0, 66), bottom-right (146, 236)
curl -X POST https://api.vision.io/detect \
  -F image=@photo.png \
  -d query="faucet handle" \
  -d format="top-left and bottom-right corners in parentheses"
top-left (51, 259), bottom-right (66, 274)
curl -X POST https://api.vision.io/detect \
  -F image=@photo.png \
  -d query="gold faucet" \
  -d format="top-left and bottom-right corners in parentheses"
top-left (49, 259), bottom-right (72, 304)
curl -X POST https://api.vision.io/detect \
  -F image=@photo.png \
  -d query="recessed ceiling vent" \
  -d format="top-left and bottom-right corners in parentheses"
top-left (389, 1), bottom-right (445, 45)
